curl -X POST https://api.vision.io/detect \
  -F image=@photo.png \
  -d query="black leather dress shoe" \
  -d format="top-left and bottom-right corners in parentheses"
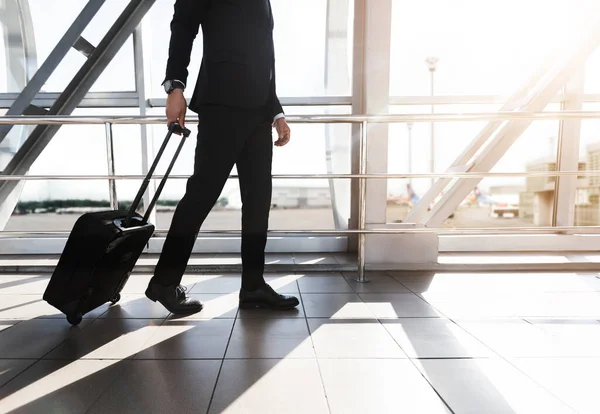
top-left (239, 283), bottom-right (299, 310)
top-left (146, 283), bottom-right (203, 315)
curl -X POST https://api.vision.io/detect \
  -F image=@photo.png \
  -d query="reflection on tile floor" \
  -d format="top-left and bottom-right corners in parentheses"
top-left (0, 270), bottom-right (599, 413)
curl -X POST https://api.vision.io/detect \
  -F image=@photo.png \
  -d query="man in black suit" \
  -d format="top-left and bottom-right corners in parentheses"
top-left (145, 0), bottom-right (299, 315)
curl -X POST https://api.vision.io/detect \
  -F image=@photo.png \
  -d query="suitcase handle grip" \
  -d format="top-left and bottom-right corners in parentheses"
top-left (123, 122), bottom-right (191, 228)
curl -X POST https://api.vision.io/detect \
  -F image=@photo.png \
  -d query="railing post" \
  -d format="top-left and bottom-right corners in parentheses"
top-left (105, 122), bottom-right (118, 210)
top-left (356, 120), bottom-right (369, 283)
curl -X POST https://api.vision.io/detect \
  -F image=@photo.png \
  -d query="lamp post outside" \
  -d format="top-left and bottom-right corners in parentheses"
top-left (426, 56), bottom-right (438, 188)
top-left (407, 122), bottom-right (413, 185)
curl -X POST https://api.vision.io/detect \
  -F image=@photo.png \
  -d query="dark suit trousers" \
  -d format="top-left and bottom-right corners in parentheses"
top-left (152, 104), bottom-right (273, 290)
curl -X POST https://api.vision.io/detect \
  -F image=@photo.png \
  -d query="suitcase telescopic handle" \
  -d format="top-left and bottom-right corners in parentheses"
top-left (123, 122), bottom-right (191, 228)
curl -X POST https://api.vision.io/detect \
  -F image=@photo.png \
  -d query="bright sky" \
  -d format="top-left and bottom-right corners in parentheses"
top-left (3, 0), bottom-right (600, 201)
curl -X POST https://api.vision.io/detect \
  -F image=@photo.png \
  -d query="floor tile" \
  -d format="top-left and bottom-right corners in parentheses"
top-left (172, 293), bottom-right (239, 319)
top-left (0, 318), bottom-right (92, 359)
top-left (209, 359), bottom-right (329, 414)
top-left (510, 357), bottom-right (600, 413)
top-left (0, 320), bottom-right (19, 333)
top-left (264, 273), bottom-right (300, 293)
top-left (416, 358), bottom-right (576, 413)
top-left (0, 275), bottom-right (50, 294)
top-left (0, 295), bottom-right (65, 319)
top-left (189, 275), bottom-right (242, 294)
top-left (421, 294), bottom-right (533, 318)
top-left (319, 359), bottom-right (451, 414)
top-left (0, 359), bottom-right (125, 414)
top-left (308, 319), bottom-right (406, 359)
top-left (359, 293), bottom-right (442, 318)
top-left (265, 253), bottom-right (295, 265)
top-left (455, 319), bottom-right (572, 358)
top-left (0, 294), bottom-right (112, 320)
top-left (301, 293), bottom-right (375, 319)
top-left (87, 360), bottom-right (221, 414)
top-left (293, 253), bottom-right (339, 265)
top-left (407, 272), bottom-right (600, 294)
top-left (387, 271), bottom-right (437, 293)
top-left (332, 253), bottom-right (355, 265)
top-left (226, 318), bottom-right (314, 359)
top-left (537, 292), bottom-right (600, 317)
top-left (525, 318), bottom-right (600, 357)
top-left (381, 318), bottom-right (495, 358)
top-left (343, 272), bottom-right (410, 293)
top-left (0, 359), bottom-right (36, 388)
top-left (98, 294), bottom-right (171, 319)
top-left (183, 253), bottom-right (217, 264)
top-left (237, 301), bottom-right (306, 319)
top-left (296, 273), bottom-right (354, 293)
top-left (118, 274), bottom-right (153, 294)
top-left (44, 318), bottom-right (164, 360)
top-left (201, 255), bottom-right (242, 265)
top-left (135, 319), bottom-right (234, 359)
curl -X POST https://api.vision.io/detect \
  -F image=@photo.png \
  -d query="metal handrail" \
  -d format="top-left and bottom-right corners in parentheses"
top-left (4, 111), bottom-right (600, 125)
top-left (0, 171), bottom-right (597, 180)
top-left (2, 226), bottom-right (600, 237)
top-left (2, 112), bottom-right (600, 282)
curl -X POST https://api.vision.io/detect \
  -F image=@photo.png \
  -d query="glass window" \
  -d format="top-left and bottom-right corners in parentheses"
top-left (143, 0), bottom-right (354, 98)
top-left (137, 106), bottom-right (352, 232)
top-left (0, 0), bottom-right (136, 93)
top-left (389, 0), bottom-right (600, 97)
top-left (4, 107), bottom-right (140, 232)
top-left (0, 22), bottom-right (6, 93)
top-left (575, 103), bottom-right (600, 226)
top-left (387, 104), bottom-right (561, 227)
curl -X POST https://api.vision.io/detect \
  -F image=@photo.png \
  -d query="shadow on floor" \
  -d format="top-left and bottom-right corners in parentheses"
top-left (0, 271), bottom-right (543, 413)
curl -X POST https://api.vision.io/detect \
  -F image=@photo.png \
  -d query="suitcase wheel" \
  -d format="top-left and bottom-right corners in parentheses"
top-left (110, 293), bottom-right (121, 305)
top-left (67, 312), bottom-right (83, 326)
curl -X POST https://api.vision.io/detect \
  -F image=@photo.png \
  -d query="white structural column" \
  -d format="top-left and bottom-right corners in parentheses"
top-left (351, 0), bottom-right (438, 265)
top-left (351, 0), bottom-right (391, 226)
top-left (324, 0), bottom-right (352, 231)
top-left (553, 70), bottom-right (585, 226)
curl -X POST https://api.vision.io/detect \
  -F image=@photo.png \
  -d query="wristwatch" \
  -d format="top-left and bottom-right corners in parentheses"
top-left (163, 79), bottom-right (185, 94)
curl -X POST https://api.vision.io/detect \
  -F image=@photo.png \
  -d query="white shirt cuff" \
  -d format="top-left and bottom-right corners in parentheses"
top-left (272, 113), bottom-right (285, 126)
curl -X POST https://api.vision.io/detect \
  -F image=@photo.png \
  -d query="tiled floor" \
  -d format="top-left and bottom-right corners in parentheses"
top-left (1, 270), bottom-right (600, 413)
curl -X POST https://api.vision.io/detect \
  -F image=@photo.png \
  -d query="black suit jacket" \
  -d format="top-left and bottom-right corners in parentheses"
top-left (164, 0), bottom-right (283, 118)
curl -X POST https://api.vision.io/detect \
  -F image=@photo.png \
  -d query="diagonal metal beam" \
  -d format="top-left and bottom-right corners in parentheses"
top-left (418, 23), bottom-right (600, 227)
top-left (0, 0), bottom-right (106, 145)
top-left (73, 36), bottom-right (97, 58)
top-left (405, 22), bottom-right (600, 225)
top-left (404, 42), bottom-right (570, 224)
top-left (0, 0), bottom-right (157, 228)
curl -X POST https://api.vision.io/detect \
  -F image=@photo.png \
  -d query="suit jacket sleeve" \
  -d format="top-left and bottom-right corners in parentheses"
top-left (269, 63), bottom-right (284, 118)
top-left (163, 0), bottom-right (210, 86)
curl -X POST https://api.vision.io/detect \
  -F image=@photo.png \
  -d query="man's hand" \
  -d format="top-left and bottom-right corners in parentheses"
top-left (274, 118), bottom-right (291, 147)
top-left (166, 89), bottom-right (187, 130)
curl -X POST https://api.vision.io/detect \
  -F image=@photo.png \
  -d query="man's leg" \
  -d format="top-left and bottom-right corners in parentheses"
top-left (147, 106), bottom-right (246, 314)
top-left (235, 115), bottom-right (299, 310)
top-left (236, 120), bottom-right (272, 291)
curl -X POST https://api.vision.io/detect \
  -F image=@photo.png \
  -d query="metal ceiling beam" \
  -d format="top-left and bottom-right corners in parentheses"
top-left (0, 0), bottom-right (105, 144)
top-left (0, 0), bottom-right (157, 229)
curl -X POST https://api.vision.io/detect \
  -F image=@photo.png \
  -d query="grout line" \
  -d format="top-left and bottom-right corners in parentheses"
top-left (355, 279), bottom-right (458, 413)
top-left (205, 301), bottom-right (239, 414)
top-left (0, 308), bottom-right (119, 392)
top-left (397, 282), bottom-right (581, 412)
top-left (298, 281), bottom-right (333, 414)
top-left (83, 310), bottom-right (174, 413)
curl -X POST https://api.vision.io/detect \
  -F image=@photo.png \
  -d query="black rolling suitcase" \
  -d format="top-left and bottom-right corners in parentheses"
top-left (43, 122), bottom-right (191, 325)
